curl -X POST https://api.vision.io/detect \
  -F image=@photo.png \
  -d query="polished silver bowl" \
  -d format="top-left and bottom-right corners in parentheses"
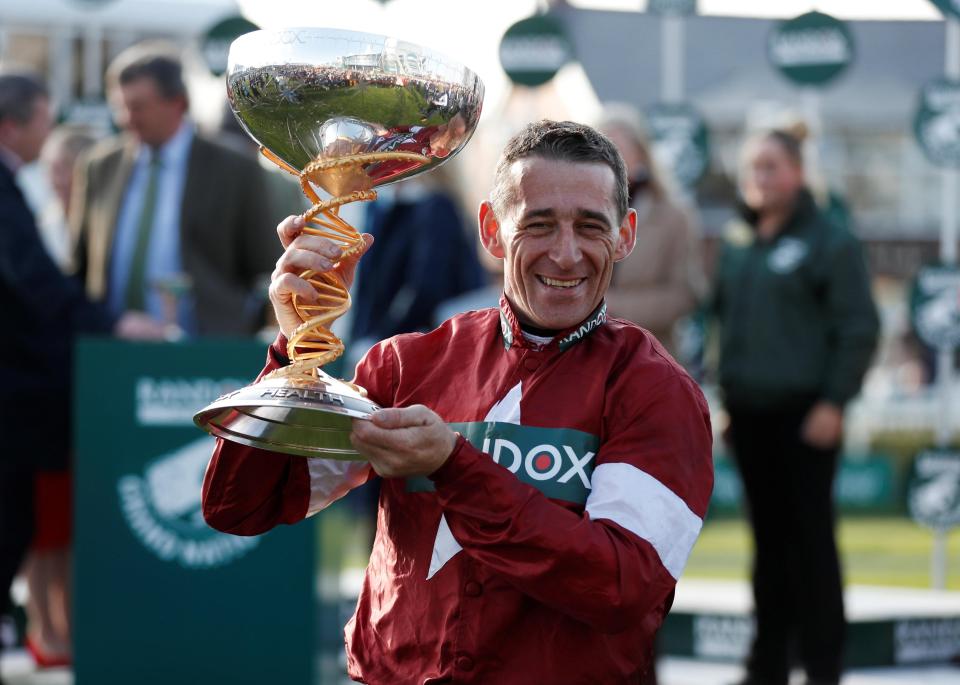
top-left (226, 27), bottom-right (484, 195)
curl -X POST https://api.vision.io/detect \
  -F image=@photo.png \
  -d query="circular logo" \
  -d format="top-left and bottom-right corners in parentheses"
top-left (930, 0), bottom-right (960, 20)
top-left (910, 264), bottom-right (960, 349)
top-left (524, 444), bottom-right (563, 481)
top-left (768, 11), bottom-right (855, 87)
top-left (118, 438), bottom-right (259, 569)
top-left (202, 16), bottom-right (260, 77)
top-left (914, 78), bottom-right (960, 169)
top-left (648, 0), bottom-right (697, 16)
top-left (645, 102), bottom-right (710, 188)
top-left (499, 14), bottom-right (573, 87)
top-left (908, 448), bottom-right (960, 530)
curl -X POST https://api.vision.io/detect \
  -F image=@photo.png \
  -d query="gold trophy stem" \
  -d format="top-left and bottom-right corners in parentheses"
top-left (258, 147), bottom-right (430, 385)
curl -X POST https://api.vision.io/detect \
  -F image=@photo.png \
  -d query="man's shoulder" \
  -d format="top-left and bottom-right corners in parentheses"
top-left (81, 137), bottom-right (127, 169)
top-left (599, 317), bottom-right (700, 391)
top-left (191, 133), bottom-right (262, 170)
top-left (388, 307), bottom-right (498, 351)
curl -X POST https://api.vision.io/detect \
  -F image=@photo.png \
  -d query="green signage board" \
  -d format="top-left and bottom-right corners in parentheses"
top-left (768, 11), bottom-right (855, 87)
top-left (499, 14), bottom-right (574, 87)
top-left (913, 78), bottom-right (960, 169)
top-left (645, 102), bottom-right (710, 188)
top-left (930, 0), bottom-right (960, 19)
top-left (74, 338), bottom-right (314, 685)
top-left (202, 16), bottom-right (260, 77)
top-left (910, 263), bottom-right (960, 349)
top-left (908, 448), bottom-right (960, 530)
top-left (648, 0), bottom-right (697, 16)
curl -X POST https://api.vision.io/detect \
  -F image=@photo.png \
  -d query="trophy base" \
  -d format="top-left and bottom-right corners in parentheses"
top-left (193, 371), bottom-right (379, 459)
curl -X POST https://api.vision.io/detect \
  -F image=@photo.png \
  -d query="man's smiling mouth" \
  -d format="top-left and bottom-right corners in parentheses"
top-left (537, 275), bottom-right (585, 289)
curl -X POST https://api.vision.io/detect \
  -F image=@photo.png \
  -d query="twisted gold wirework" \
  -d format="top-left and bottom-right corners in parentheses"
top-left (258, 147), bottom-right (429, 384)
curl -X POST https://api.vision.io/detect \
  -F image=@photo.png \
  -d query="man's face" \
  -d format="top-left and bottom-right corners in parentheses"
top-left (113, 77), bottom-right (185, 148)
top-left (7, 96), bottom-right (53, 164)
top-left (480, 157), bottom-right (636, 331)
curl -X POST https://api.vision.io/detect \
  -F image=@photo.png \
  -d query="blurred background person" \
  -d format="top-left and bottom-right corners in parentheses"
top-left (0, 72), bottom-right (164, 681)
top-left (69, 42), bottom-right (279, 337)
top-left (597, 104), bottom-right (706, 358)
top-left (33, 126), bottom-right (96, 271)
top-left (710, 128), bottom-right (879, 685)
top-left (16, 124), bottom-right (97, 669)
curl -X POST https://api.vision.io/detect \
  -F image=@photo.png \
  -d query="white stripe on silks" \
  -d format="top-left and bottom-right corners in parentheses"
top-left (585, 462), bottom-right (703, 580)
top-left (426, 381), bottom-right (524, 579)
top-left (306, 459), bottom-right (372, 517)
top-left (427, 514), bottom-right (462, 579)
top-left (483, 381), bottom-right (522, 424)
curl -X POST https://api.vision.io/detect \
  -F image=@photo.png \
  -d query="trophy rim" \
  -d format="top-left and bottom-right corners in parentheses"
top-left (228, 26), bottom-right (484, 84)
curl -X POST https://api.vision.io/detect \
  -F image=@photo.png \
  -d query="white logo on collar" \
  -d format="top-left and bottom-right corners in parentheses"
top-left (768, 237), bottom-right (808, 274)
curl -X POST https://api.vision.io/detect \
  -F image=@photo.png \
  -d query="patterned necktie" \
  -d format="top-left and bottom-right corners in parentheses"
top-left (124, 152), bottom-right (161, 311)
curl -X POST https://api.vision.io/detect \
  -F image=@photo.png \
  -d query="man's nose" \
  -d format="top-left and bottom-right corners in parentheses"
top-left (548, 225), bottom-right (582, 269)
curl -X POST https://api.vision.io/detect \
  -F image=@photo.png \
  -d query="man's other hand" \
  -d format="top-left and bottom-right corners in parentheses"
top-left (114, 312), bottom-right (168, 340)
top-left (351, 405), bottom-right (458, 478)
top-left (801, 401), bottom-right (844, 450)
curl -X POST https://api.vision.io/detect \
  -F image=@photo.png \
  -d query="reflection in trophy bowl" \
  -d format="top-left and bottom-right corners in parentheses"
top-left (226, 28), bottom-right (484, 197)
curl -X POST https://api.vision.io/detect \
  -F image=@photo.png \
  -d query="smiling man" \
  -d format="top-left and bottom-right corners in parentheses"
top-left (202, 120), bottom-right (714, 684)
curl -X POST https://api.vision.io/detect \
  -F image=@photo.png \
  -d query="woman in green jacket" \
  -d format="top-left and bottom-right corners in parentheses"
top-left (713, 129), bottom-right (879, 685)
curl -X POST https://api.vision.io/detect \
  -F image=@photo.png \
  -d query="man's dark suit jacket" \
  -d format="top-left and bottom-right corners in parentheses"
top-left (0, 161), bottom-right (114, 466)
top-left (70, 131), bottom-right (281, 336)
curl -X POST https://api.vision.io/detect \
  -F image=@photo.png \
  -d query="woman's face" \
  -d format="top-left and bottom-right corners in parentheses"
top-left (741, 137), bottom-right (805, 215)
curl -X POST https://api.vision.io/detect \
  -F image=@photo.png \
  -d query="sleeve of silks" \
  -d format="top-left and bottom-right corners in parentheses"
top-left (429, 369), bottom-right (714, 634)
top-left (820, 233), bottom-right (881, 406)
top-left (201, 334), bottom-right (393, 536)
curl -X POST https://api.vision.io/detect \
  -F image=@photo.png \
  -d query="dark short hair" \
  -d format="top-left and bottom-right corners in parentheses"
top-left (107, 43), bottom-right (187, 101)
top-left (0, 72), bottom-right (48, 124)
top-left (491, 120), bottom-right (629, 222)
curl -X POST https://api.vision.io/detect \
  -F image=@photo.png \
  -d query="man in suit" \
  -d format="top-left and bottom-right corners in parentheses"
top-left (0, 73), bottom-right (163, 681)
top-left (70, 44), bottom-right (281, 336)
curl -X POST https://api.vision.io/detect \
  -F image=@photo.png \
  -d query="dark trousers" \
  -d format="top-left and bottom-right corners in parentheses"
top-left (0, 461), bottom-right (34, 654)
top-left (727, 405), bottom-right (845, 685)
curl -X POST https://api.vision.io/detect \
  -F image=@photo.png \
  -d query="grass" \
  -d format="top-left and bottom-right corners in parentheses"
top-left (686, 515), bottom-right (960, 590)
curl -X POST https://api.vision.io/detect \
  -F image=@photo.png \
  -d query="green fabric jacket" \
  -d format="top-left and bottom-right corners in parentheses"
top-left (711, 190), bottom-right (879, 410)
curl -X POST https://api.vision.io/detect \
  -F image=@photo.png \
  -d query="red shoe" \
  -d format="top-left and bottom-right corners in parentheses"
top-left (25, 636), bottom-right (72, 668)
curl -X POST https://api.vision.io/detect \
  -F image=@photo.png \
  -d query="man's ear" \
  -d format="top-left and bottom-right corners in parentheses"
top-left (478, 201), bottom-right (505, 259)
top-left (614, 207), bottom-right (638, 262)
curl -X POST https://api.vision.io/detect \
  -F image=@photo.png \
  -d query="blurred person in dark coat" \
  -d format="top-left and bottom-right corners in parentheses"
top-left (598, 105), bottom-right (705, 358)
top-left (711, 129), bottom-right (879, 685)
top-left (0, 73), bottom-right (163, 679)
top-left (70, 43), bottom-right (279, 336)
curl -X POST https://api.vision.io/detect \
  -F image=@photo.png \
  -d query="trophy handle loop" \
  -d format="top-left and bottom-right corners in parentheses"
top-left (260, 151), bottom-right (428, 383)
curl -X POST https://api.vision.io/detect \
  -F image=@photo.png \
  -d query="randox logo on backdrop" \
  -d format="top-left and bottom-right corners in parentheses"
top-left (408, 422), bottom-right (599, 505)
top-left (768, 11), bottom-right (855, 87)
top-left (499, 14), bottom-right (574, 87)
top-left (913, 78), bottom-right (960, 169)
top-left (118, 437), bottom-right (260, 569)
top-left (907, 448), bottom-right (960, 530)
top-left (645, 102), bottom-right (710, 188)
top-left (909, 264), bottom-right (960, 349)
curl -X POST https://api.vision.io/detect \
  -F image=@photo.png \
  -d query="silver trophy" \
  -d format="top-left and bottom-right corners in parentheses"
top-left (193, 28), bottom-right (484, 458)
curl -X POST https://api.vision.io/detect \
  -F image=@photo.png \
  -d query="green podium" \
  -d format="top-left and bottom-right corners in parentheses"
top-left (74, 339), bottom-right (314, 685)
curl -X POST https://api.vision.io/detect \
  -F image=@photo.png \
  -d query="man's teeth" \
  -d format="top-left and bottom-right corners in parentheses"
top-left (540, 276), bottom-right (583, 288)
